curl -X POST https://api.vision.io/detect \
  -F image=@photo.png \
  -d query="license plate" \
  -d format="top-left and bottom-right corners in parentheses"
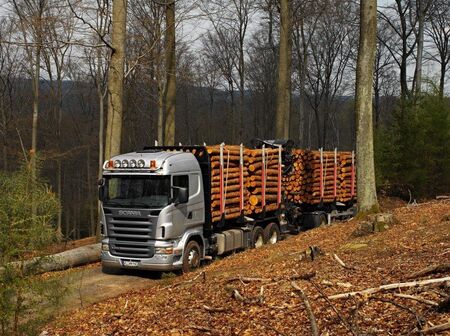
top-left (121, 260), bottom-right (139, 267)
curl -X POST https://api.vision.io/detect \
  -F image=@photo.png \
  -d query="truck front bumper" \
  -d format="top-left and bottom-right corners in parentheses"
top-left (101, 251), bottom-right (183, 271)
top-left (101, 237), bottom-right (184, 272)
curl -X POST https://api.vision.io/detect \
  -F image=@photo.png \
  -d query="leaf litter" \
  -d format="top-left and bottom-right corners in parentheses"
top-left (46, 200), bottom-right (450, 335)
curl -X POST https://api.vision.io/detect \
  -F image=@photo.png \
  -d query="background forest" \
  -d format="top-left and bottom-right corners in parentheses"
top-left (0, 0), bottom-right (449, 239)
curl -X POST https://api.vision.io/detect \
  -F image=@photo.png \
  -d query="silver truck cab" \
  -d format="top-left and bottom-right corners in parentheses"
top-left (99, 150), bottom-right (207, 272)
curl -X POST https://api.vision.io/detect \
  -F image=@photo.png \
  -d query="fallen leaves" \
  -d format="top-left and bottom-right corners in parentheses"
top-left (45, 200), bottom-right (450, 335)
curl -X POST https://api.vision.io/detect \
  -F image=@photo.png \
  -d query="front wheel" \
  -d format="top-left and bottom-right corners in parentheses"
top-left (101, 263), bottom-right (123, 275)
top-left (182, 241), bottom-right (201, 273)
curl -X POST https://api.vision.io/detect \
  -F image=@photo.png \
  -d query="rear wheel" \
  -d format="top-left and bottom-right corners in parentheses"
top-left (316, 214), bottom-right (327, 227)
top-left (264, 222), bottom-right (281, 244)
top-left (251, 226), bottom-right (265, 248)
top-left (182, 240), bottom-right (201, 273)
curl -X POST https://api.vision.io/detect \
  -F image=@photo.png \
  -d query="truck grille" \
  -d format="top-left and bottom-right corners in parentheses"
top-left (105, 211), bottom-right (157, 258)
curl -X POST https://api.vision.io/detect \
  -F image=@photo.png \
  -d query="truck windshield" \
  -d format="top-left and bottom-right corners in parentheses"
top-left (104, 175), bottom-right (171, 208)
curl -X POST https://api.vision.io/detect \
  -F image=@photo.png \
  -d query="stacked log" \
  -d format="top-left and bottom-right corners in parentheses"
top-left (337, 151), bottom-right (356, 202)
top-left (282, 149), bottom-right (356, 205)
top-left (245, 148), bottom-right (282, 215)
top-left (306, 151), bottom-right (340, 204)
top-left (207, 145), bottom-right (249, 222)
top-left (183, 145), bottom-right (355, 223)
top-left (283, 149), bottom-right (311, 203)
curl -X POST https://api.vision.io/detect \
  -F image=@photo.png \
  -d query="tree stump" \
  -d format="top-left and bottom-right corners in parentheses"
top-left (352, 213), bottom-right (396, 236)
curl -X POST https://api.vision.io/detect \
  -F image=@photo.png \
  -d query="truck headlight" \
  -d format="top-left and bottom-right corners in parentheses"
top-left (155, 247), bottom-right (174, 255)
top-left (102, 243), bottom-right (109, 252)
top-left (114, 160), bottom-right (121, 168)
top-left (122, 159), bottom-right (129, 168)
top-left (130, 159), bottom-right (137, 168)
top-left (138, 159), bottom-right (145, 168)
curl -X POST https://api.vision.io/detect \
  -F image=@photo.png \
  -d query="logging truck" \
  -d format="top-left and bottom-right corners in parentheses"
top-left (99, 140), bottom-right (356, 273)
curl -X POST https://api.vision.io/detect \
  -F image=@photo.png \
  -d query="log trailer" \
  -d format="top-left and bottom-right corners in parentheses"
top-left (99, 141), bottom-right (356, 273)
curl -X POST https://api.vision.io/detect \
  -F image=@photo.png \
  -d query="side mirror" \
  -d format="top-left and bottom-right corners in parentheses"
top-left (98, 179), bottom-right (106, 201)
top-left (173, 187), bottom-right (188, 205)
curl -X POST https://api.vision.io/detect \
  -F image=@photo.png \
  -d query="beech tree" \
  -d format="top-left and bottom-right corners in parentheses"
top-left (105, 0), bottom-right (127, 159)
top-left (378, 0), bottom-right (418, 101)
top-left (11, 0), bottom-right (48, 183)
top-left (275, 0), bottom-right (292, 139)
top-left (355, 0), bottom-right (378, 213)
top-left (202, 28), bottom-right (238, 143)
top-left (303, 0), bottom-right (357, 148)
top-left (0, 19), bottom-right (22, 171)
top-left (42, 1), bottom-right (75, 239)
top-left (411, 0), bottom-right (432, 95)
top-left (164, 0), bottom-right (176, 145)
top-left (426, 0), bottom-right (450, 98)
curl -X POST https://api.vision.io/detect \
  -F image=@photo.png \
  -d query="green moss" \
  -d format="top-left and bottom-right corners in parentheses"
top-left (355, 203), bottom-right (380, 220)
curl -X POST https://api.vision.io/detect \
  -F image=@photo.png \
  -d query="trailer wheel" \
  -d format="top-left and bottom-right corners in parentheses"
top-left (251, 226), bottom-right (265, 248)
top-left (182, 240), bottom-right (201, 273)
top-left (317, 214), bottom-right (327, 227)
top-left (264, 222), bottom-right (280, 245)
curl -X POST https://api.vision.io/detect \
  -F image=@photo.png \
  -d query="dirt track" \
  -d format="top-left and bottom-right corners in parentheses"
top-left (58, 264), bottom-right (168, 311)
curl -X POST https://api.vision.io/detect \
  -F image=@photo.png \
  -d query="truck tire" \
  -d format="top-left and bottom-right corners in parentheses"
top-left (251, 226), bottom-right (265, 248)
top-left (182, 240), bottom-right (201, 273)
top-left (317, 214), bottom-right (327, 227)
top-left (101, 263), bottom-right (123, 275)
top-left (264, 222), bottom-right (280, 244)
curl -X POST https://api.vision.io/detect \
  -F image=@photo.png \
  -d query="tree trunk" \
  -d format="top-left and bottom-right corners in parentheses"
top-left (30, 38), bottom-right (41, 219)
top-left (439, 60), bottom-right (446, 98)
top-left (56, 74), bottom-right (63, 240)
top-left (229, 83), bottom-right (236, 142)
top-left (374, 68), bottom-right (380, 129)
top-left (158, 77), bottom-right (164, 144)
top-left (239, 85), bottom-right (244, 141)
top-left (1, 99), bottom-right (7, 171)
top-left (2, 132), bottom-right (6, 171)
top-left (355, 0), bottom-right (379, 213)
top-left (96, 42), bottom-right (105, 242)
top-left (56, 160), bottom-right (63, 238)
top-left (413, 0), bottom-right (425, 95)
top-left (164, 1), bottom-right (176, 145)
top-left (396, 0), bottom-right (410, 101)
top-left (1, 244), bottom-right (101, 276)
top-left (105, 0), bottom-right (127, 159)
top-left (275, 0), bottom-right (292, 139)
top-left (209, 88), bottom-right (215, 143)
top-left (294, 19), bottom-right (308, 147)
top-left (31, 46), bottom-right (40, 182)
top-left (238, 22), bottom-right (245, 140)
top-left (87, 146), bottom-right (95, 237)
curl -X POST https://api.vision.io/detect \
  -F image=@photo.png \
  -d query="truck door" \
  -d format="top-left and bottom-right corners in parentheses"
top-left (171, 173), bottom-right (204, 237)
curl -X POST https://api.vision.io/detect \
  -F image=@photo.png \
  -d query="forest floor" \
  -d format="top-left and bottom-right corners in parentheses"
top-left (40, 263), bottom-right (162, 313)
top-left (45, 199), bottom-right (450, 335)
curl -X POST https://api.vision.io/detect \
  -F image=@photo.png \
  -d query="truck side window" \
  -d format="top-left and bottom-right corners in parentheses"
top-left (173, 175), bottom-right (189, 199)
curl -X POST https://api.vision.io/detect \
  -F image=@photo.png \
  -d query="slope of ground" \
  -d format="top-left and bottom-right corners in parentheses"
top-left (46, 264), bottom-right (163, 312)
top-left (46, 201), bottom-right (450, 335)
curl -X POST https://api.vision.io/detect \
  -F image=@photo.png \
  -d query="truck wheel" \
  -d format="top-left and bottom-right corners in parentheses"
top-left (182, 240), bottom-right (201, 273)
top-left (251, 226), bottom-right (265, 248)
top-left (317, 214), bottom-right (327, 227)
top-left (264, 222), bottom-right (280, 244)
top-left (101, 263), bottom-right (123, 275)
